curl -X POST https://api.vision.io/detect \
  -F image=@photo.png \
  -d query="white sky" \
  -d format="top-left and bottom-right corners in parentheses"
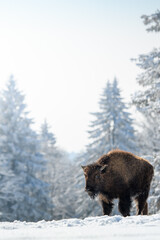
top-left (0, 0), bottom-right (159, 152)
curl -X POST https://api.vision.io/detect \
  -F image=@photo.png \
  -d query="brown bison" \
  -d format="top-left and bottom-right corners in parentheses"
top-left (82, 149), bottom-right (154, 217)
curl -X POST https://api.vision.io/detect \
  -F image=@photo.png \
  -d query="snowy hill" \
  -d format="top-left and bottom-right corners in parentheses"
top-left (1, 214), bottom-right (160, 239)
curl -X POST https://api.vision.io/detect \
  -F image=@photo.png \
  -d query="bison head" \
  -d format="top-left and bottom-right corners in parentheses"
top-left (81, 163), bottom-right (107, 199)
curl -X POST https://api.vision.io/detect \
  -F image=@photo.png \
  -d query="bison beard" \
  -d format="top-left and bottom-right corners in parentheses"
top-left (85, 188), bottom-right (99, 199)
top-left (86, 190), bottom-right (96, 199)
top-left (82, 149), bottom-right (154, 217)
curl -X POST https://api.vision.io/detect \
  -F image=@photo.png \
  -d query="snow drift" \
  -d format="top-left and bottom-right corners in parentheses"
top-left (0, 214), bottom-right (160, 240)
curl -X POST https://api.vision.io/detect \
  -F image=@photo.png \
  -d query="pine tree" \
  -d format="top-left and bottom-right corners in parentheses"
top-left (39, 120), bottom-right (57, 200)
top-left (0, 76), bottom-right (52, 221)
top-left (132, 10), bottom-right (160, 214)
top-left (132, 10), bottom-right (160, 156)
top-left (141, 10), bottom-right (160, 32)
top-left (39, 120), bottom-right (76, 220)
top-left (40, 120), bottom-right (56, 153)
top-left (87, 78), bottom-right (136, 163)
top-left (133, 10), bottom-right (160, 116)
top-left (133, 49), bottom-right (160, 116)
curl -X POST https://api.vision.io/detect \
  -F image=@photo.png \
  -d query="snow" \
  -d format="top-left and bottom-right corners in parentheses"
top-left (0, 214), bottom-right (160, 240)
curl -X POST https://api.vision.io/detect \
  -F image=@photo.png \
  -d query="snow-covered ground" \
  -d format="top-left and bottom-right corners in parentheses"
top-left (0, 214), bottom-right (160, 240)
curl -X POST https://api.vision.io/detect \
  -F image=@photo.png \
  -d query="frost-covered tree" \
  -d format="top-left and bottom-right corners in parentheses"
top-left (39, 120), bottom-right (58, 199)
top-left (39, 121), bottom-right (76, 220)
top-left (87, 78), bottom-right (137, 163)
top-left (133, 49), bottom-right (160, 116)
top-left (136, 115), bottom-right (160, 155)
top-left (40, 120), bottom-right (56, 153)
top-left (141, 10), bottom-right (160, 32)
top-left (40, 120), bottom-right (57, 184)
top-left (50, 150), bottom-right (76, 220)
top-left (133, 10), bottom-right (160, 116)
top-left (132, 10), bottom-right (160, 154)
top-left (132, 10), bottom-right (160, 214)
top-left (0, 76), bottom-right (52, 221)
top-left (148, 154), bottom-right (160, 214)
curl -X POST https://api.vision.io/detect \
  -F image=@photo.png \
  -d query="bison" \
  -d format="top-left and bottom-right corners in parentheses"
top-left (82, 149), bottom-right (154, 217)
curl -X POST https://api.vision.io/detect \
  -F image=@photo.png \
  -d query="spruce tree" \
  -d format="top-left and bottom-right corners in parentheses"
top-left (132, 10), bottom-right (160, 154)
top-left (133, 10), bottom-right (160, 117)
top-left (40, 120), bottom-right (56, 153)
top-left (39, 120), bottom-right (57, 199)
top-left (132, 10), bottom-right (160, 214)
top-left (0, 76), bottom-right (52, 221)
top-left (40, 120), bottom-right (76, 219)
top-left (87, 78), bottom-right (136, 163)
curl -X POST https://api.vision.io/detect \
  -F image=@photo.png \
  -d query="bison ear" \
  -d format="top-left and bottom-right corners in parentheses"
top-left (81, 165), bottom-right (86, 170)
top-left (100, 165), bottom-right (108, 174)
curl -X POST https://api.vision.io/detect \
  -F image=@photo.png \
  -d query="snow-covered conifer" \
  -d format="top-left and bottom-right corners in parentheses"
top-left (87, 78), bottom-right (136, 163)
top-left (40, 120), bottom-right (56, 152)
top-left (141, 10), bottom-right (160, 32)
top-left (133, 10), bottom-right (160, 116)
top-left (132, 10), bottom-right (160, 153)
top-left (0, 76), bottom-right (52, 221)
top-left (133, 49), bottom-right (160, 116)
top-left (132, 10), bottom-right (160, 214)
top-left (39, 121), bottom-right (76, 220)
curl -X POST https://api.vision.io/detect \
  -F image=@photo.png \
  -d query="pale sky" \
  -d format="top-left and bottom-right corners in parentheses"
top-left (0, 0), bottom-right (159, 152)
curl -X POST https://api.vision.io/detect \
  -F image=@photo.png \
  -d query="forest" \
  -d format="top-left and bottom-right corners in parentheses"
top-left (0, 10), bottom-right (159, 222)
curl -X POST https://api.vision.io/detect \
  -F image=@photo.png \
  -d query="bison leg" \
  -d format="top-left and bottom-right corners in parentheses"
top-left (118, 196), bottom-right (131, 217)
top-left (101, 200), bottom-right (114, 215)
top-left (135, 191), bottom-right (149, 215)
top-left (142, 202), bottom-right (148, 215)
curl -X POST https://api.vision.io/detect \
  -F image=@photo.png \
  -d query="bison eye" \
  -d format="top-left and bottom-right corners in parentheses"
top-left (95, 175), bottom-right (99, 179)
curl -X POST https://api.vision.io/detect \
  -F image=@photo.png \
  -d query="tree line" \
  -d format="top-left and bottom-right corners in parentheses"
top-left (0, 10), bottom-right (159, 221)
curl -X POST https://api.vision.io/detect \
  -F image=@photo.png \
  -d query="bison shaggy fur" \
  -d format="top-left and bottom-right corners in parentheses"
top-left (82, 149), bottom-right (154, 217)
